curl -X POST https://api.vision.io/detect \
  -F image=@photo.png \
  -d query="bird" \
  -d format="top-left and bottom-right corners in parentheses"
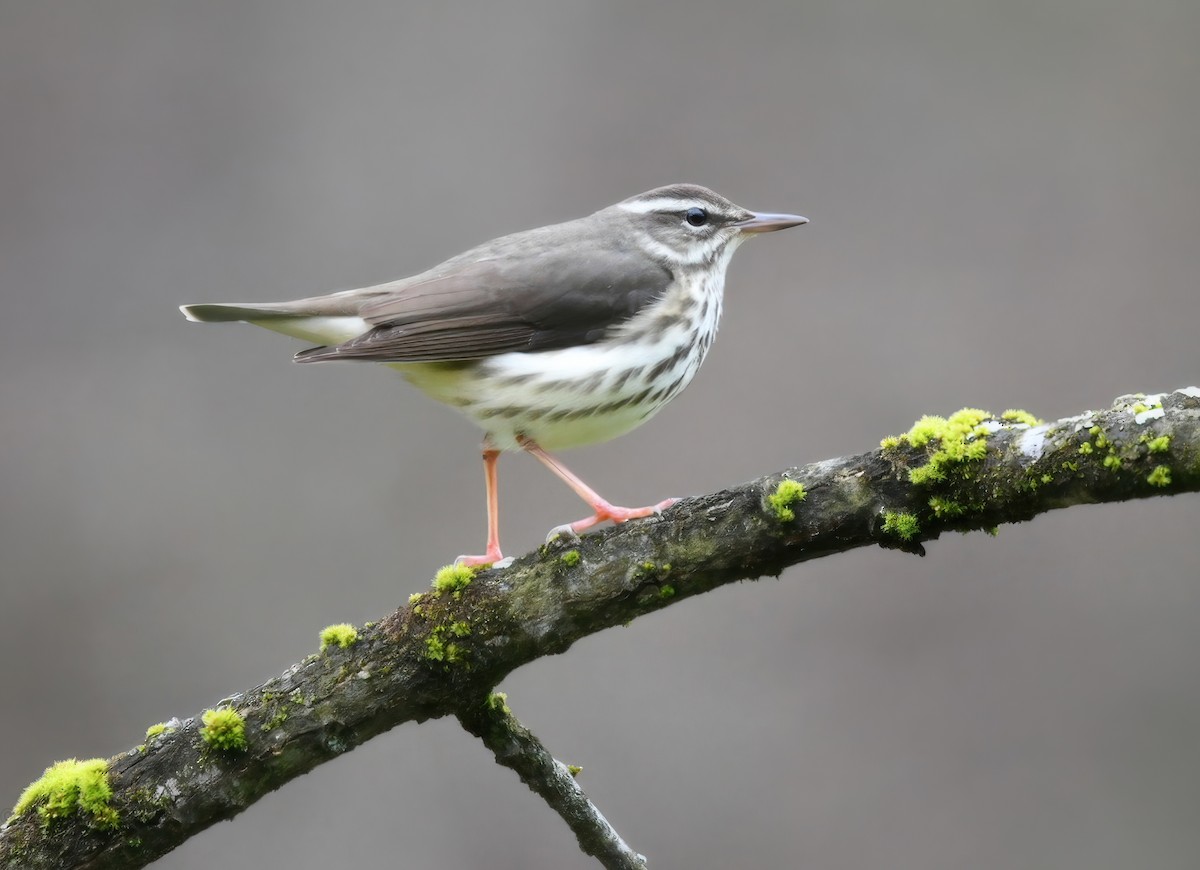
top-left (180, 184), bottom-right (807, 566)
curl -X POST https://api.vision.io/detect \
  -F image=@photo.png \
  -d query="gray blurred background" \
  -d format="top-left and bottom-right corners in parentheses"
top-left (2, 1), bottom-right (1198, 868)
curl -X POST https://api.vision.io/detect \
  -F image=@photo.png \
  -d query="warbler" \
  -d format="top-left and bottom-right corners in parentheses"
top-left (181, 184), bottom-right (807, 565)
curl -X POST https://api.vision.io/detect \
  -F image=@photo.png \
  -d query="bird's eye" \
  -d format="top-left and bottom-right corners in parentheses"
top-left (684, 207), bottom-right (709, 227)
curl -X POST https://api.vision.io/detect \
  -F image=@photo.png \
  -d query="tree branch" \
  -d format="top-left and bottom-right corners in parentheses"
top-left (457, 695), bottom-right (647, 870)
top-left (3, 388), bottom-right (1198, 869)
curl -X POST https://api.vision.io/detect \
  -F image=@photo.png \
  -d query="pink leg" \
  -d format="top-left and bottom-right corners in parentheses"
top-left (455, 444), bottom-right (504, 567)
top-left (519, 436), bottom-right (678, 536)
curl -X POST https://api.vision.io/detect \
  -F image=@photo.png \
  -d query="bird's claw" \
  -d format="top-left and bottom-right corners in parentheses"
top-left (545, 524), bottom-right (581, 544)
top-left (455, 549), bottom-right (508, 568)
top-left (547, 497), bottom-right (680, 540)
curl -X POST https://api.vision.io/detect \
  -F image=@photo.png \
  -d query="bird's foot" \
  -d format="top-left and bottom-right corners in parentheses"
top-left (455, 544), bottom-right (508, 569)
top-left (547, 497), bottom-right (679, 540)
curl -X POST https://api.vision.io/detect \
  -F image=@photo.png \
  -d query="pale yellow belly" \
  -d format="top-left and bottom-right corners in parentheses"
top-left (393, 331), bottom-right (708, 451)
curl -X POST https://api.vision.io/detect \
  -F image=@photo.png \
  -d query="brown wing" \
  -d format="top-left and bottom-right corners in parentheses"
top-left (294, 218), bottom-right (671, 364)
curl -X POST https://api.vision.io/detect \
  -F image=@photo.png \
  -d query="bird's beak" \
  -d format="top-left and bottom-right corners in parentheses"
top-left (734, 212), bottom-right (809, 233)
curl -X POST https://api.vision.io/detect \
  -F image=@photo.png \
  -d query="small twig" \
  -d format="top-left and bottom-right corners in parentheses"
top-left (458, 695), bottom-right (647, 870)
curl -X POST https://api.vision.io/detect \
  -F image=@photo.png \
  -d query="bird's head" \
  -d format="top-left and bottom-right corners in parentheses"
top-left (608, 183), bottom-right (807, 268)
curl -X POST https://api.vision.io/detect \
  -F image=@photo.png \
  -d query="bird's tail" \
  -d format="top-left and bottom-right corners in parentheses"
top-left (180, 302), bottom-right (300, 323)
top-left (179, 300), bottom-right (370, 346)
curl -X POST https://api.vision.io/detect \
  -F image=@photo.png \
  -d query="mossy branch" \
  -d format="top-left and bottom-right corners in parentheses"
top-left (3, 387), bottom-right (1199, 869)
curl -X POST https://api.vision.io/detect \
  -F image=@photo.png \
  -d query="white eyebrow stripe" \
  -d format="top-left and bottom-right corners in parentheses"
top-left (618, 198), bottom-right (702, 214)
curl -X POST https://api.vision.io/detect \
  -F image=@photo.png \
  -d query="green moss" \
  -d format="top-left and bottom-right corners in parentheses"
top-left (567, 765), bottom-right (583, 777)
top-left (260, 709), bottom-right (289, 732)
top-left (900, 408), bottom-right (995, 486)
top-left (144, 722), bottom-right (173, 741)
top-left (928, 497), bottom-right (966, 518)
top-left (560, 549), bottom-right (581, 567)
top-left (879, 435), bottom-right (903, 450)
top-left (908, 463), bottom-right (944, 486)
top-left (1102, 454), bottom-right (1123, 471)
top-left (1147, 435), bottom-right (1171, 454)
top-left (1001, 409), bottom-right (1042, 426)
top-left (659, 584), bottom-right (676, 599)
top-left (408, 592), bottom-right (423, 605)
top-left (319, 623), bottom-right (359, 652)
top-left (905, 415), bottom-right (950, 448)
top-left (426, 637), bottom-right (465, 664)
top-left (487, 692), bottom-right (511, 715)
top-left (425, 625), bottom-right (469, 665)
top-left (884, 408), bottom-right (1013, 482)
top-left (432, 563), bottom-right (474, 598)
top-left (948, 408), bottom-right (991, 429)
top-left (200, 708), bottom-right (247, 752)
top-left (767, 479), bottom-right (807, 522)
top-left (1147, 465), bottom-right (1172, 487)
top-left (1078, 442), bottom-right (1093, 455)
top-left (1040, 474), bottom-right (1053, 484)
top-left (962, 440), bottom-right (989, 461)
top-left (882, 511), bottom-right (920, 541)
top-left (910, 440), bottom-right (989, 484)
top-left (9, 758), bottom-right (118, 830)
top-left (450, 621), bottom-right (471, 637)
